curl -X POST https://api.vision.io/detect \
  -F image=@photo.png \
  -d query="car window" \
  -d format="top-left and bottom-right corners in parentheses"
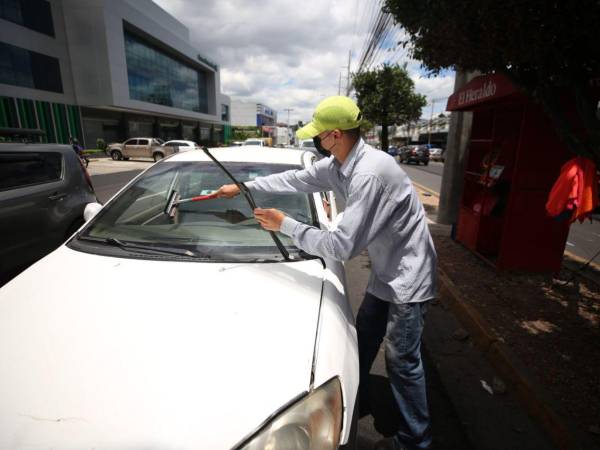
top-left (138, 139), bottom-right (149, 146)
top-left (77, 162), bottom-right (316, 260)
top-left (124, 139), bottom-right (137, 145)
top-left (0, 152), bottom-right (63, 191)
top-left (163, 142), bottom-right (176, 147)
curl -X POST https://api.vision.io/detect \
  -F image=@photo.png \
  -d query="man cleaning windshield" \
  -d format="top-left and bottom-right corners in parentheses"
top-left (216, 96), bottom-right (437, 450)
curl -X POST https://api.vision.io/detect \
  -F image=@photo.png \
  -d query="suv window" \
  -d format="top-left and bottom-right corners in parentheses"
top-left (138, 139), bottom-right (149, 146)
top-left (0, 152), bottom-right (63, 190)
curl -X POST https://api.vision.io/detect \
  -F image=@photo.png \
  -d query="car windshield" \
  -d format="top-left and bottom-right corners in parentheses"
top-left (73, 161), bottom-right (316, 261)
top-left (244, 140), bottom-right (261, 145)
top-left (301, 141), bottom-right (315, 148)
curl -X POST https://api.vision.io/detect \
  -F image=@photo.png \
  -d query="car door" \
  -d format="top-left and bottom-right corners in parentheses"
top-left (137, 139), bottom-right (151, 158)
top-left (0, 151), bottom-right (65, 275)
top-left (122, 139), bottom-right (138, 158)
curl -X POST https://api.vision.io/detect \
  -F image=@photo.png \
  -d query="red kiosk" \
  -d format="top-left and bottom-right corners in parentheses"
top-left (446, 73), bottom-right (585, 272)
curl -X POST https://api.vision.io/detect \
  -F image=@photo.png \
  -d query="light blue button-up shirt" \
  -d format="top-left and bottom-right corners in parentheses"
top-left (246, 138), bottom-right (437, 304)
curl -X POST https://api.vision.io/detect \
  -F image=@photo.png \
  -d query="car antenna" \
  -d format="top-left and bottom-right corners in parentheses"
top-left (202, 147), bottom-right (292, 261)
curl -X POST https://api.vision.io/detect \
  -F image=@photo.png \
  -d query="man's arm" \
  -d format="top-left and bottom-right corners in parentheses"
top-left (215, 157), bottom-right (332, 198)
top-left (258, 175), bottom-right (392, 261)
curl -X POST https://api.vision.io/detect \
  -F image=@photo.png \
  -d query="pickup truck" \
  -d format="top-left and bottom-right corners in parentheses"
top-left (107, 138), bottom-right (175, 162)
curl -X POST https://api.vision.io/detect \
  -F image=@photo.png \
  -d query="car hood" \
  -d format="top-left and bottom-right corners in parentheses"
top-left (0, 246), bottom-right (325, 449)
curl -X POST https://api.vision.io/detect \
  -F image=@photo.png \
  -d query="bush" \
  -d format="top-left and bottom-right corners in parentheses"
top-left (96, 138), bottom-right (106, 151)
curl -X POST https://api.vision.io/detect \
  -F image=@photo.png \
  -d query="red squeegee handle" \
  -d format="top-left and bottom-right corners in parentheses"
top-left (189, 192), bottom-right (218, 202)
top-left (176, 192), bottom-right (219, 204)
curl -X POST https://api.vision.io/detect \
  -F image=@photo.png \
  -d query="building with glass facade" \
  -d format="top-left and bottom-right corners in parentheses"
top-left (0, 0), bottom-right (231, 147)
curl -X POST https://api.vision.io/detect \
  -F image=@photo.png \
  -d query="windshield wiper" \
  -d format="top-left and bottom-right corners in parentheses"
top-left (201, 147), bottom-right (291, 261)
top-left (77, 235), bottom-right (208, 259)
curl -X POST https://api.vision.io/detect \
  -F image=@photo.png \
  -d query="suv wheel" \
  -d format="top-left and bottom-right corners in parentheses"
top-left (111, 150), bottom-right (122, 161)
top-left (153, 152), bottom-right (164, 162)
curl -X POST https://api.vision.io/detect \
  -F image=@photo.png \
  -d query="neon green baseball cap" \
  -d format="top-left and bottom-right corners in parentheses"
top-left (296, 96), bottom-right (362, 140)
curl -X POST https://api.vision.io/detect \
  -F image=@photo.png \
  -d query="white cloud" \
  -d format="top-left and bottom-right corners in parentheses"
top-left (154, 0), bottom-right (454, 123)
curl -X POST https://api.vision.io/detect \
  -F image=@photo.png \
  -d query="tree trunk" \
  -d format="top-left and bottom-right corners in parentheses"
top-left (381, 120), bottom-right (389, 151)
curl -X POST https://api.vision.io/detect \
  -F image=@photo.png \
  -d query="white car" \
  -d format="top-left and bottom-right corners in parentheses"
top-left (243, 138), bottom-right (265, 146)
top-left (428, 147), bottom-right (444, 162)
top-left (0, 147), bottom-right (358, 450)
top-left (299, 139), bottom-right (316, 149)
top-left (162, 139), bottom-right (198, 152)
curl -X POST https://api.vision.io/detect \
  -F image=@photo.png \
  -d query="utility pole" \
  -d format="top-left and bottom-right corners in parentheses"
top-left (338, 72), bottom-right (342, 95)
top-left (428, 97), bottom-right (447, 145)
top-left (438, 70), bottom-right (479, 225)
top-left (284, 108), bottom-right (294, 145)
top-left (345, 50), bottom-right (352, 96)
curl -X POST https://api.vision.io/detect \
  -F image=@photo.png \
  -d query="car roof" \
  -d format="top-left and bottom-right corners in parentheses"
top-left (164, 140), bottom-right (195, 144)
top-left (0, 143), bottom-right (73, 153)
top-left (167, 146), bottom-right (307, 165)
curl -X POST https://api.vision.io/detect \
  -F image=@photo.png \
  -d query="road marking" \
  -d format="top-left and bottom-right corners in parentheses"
top-left (412, 181), bottom-right (440, 197)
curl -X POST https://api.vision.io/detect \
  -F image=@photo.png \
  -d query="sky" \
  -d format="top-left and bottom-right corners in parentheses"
top-left (153, 0), bottom-right (455, 125)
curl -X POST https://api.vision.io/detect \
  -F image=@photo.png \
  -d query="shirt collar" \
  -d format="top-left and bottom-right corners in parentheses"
top-left (338, 138), bottom-right (364, 178)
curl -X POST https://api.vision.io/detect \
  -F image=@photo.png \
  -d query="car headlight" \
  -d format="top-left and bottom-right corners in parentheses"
top-left (239, 377), bottom-right (343, 450)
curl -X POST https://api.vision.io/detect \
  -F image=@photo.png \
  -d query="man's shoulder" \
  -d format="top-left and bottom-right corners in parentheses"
top-left (356, 145), bottom-right (400, 173)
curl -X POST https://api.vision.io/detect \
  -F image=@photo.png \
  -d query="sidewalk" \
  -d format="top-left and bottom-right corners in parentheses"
top-left (414, 183), bottom-right (600, 450)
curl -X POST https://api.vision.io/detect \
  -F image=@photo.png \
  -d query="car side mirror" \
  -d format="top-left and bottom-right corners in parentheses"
top-left (84, 202), bottom-right (103, 222)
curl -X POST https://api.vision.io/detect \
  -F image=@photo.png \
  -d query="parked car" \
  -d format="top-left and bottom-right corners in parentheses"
top-left (0, 143), bottom-right (97, 285)
top-left (107, 137), bottom-right (172, 162)
top-left (386, 146), bottom-right (399, 156)
top-left (0, 147), bottom-right (358, 450)
top-left (429, 147), bottom-right (444, 162)
top-left (398, 144), bottom-right (430, 165)
top-left (299, 139), bottom-right (316, 149)
top-left (243, 138), bottom-right (265, 146)
top-left (162, 139), bottom-right (198, 152)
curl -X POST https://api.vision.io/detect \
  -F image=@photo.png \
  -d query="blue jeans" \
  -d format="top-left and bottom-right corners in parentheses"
top-left (357, 292), bottom-right (432, 450)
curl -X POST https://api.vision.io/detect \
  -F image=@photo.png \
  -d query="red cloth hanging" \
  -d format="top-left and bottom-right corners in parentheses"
top-left (546, 157), bottom-right (599, 223)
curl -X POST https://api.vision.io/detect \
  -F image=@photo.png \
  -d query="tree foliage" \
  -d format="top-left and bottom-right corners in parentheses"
top-left (352, 64), bottom-right (426, 150)
top-left (384, 0), bottom-right (600, 163)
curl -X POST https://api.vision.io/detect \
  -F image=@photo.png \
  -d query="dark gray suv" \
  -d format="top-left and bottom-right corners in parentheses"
top-left (0, 144), bottom-right (98, 285)
top-left (398, 144), bottom-right (430, 165)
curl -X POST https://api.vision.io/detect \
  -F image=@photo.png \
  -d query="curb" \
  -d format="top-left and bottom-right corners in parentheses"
top-left (411, 181), bottom-right (440, 198)
top-left (438, 269), bottom-right (577, 450)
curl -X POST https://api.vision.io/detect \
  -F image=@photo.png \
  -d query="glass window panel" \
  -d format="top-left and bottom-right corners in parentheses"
top-left (124, 30), bottom-right (208, 114)
top-left (0, 0), bottom-right (54, 37)
top-left (0, 152), bottom-right (62, 190)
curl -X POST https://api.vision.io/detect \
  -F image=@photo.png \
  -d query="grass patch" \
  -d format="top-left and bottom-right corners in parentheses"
top-left (82, 149), bottom-right (106, 155)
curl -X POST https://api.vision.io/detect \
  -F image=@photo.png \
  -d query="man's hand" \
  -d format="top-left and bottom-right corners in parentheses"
top-left (254, 208), bottom-right (285, 231)
top-left (215, 184), bottom-right (240, 198)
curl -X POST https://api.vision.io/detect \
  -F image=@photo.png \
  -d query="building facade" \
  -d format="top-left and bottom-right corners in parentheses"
top-left (0, 0), bottom-right (231, 147)
top-left (230, 99), bottom-right (277, 127)
top-left (392, 114), bottom-right (450, 147)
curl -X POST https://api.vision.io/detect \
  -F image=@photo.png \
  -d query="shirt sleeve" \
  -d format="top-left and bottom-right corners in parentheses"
top-left (280, 174), bottom-right (392, 261)
top-left (245, 157), bottom-right (332, 193)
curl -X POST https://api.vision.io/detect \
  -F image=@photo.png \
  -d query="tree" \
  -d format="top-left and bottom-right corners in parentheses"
top-left (360, 118), bottom-right (375, 134)
top-left (352, 64), bottom-right (426, 151)
top-left (384, 0), bottom-right (600, 164)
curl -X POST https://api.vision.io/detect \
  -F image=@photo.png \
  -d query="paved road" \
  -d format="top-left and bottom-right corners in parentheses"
top-left (400, 160), bottom-right (600, 265)
top-left (88, 158), bottom-right (151, 203)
